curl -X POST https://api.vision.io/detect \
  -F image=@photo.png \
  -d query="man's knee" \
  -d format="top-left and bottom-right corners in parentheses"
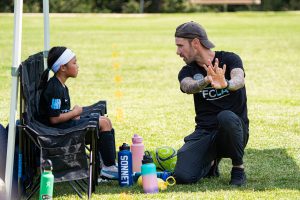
top-left (217, 110), bottom-right (240, 130)
top-left (174, 170), bottom-right (199, 184)
top-left (174, 151), bottom-right (208, 184)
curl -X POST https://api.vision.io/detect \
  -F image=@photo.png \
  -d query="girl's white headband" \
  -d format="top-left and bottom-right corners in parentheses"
top-left (51, 48), bottom-right (75, 73)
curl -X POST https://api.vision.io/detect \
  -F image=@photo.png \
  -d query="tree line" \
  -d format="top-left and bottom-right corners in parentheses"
top-left (1, 0), bottom-right (299, 13)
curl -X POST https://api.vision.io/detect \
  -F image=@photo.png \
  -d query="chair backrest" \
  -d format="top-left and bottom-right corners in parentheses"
top-left (20, 52), bottom-right (45, 123)
top-left (19, 52), bottom-right (91, 182)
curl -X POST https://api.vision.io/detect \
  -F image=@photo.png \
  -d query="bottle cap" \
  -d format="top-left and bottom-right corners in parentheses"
top-left (42, 159), bottom-right (53, 171)
top-left (141, 151), bottom-right (156, 175)
top-left (119, 143), bottom-right (130, 151)
top-left (132, 134), bottom-right (143, 143)
top-left (142, 151), bottom-right (153, 164)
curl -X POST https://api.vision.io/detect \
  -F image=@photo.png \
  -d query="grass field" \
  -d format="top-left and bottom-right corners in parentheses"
top-left (0, 12), bottom-right (299, 199)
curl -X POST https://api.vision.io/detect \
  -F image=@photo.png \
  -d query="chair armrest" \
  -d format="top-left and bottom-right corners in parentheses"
top-left (82, 100), bottom-right (107, 117)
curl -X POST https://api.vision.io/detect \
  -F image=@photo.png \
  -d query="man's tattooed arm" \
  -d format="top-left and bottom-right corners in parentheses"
top-left (180, 77), bottom-right (209, 94)
top-left (228, 68), bottom-right (245, 91)
top-left (180, 68), bottom-right (245, 93)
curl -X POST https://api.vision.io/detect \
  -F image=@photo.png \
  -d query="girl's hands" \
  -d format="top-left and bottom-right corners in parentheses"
top-left (72, 105), bottom-right (82, 119)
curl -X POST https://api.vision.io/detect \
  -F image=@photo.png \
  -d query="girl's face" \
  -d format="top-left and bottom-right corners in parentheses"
top-left (64, 57), bottom-right (78, 78)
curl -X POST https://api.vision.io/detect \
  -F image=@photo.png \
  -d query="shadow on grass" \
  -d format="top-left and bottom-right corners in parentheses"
top-left (51, 148), bottom-right (299, 198)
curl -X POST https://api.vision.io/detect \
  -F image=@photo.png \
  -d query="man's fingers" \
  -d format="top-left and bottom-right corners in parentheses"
top-left (215, 65), bottom-right (221, 74)
top-left (214, 58), bottom-right (219, 69)
top-left (203, 64), bottom-right (216, 76)
top-left (207, 59), bottom-right (213, 67)
top-left (207, 65), bottom-right (216, 75)
top-left (222, 64), bottom-right (227, 74)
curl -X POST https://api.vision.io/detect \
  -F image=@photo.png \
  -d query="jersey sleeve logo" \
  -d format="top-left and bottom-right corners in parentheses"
top-left (193, 73), bottom-right (204, 80)
top-left (51, 98), bottom-right (61, 110)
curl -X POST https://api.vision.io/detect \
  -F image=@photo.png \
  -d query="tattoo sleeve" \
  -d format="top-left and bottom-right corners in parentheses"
top-left (180, 77), bottom-right (209, 94)
top-left (228, 68), bottom-right (245, 91)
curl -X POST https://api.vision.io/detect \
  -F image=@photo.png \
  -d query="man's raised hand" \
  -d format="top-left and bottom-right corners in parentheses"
top-left (203, 58), bottom-right (227, 89)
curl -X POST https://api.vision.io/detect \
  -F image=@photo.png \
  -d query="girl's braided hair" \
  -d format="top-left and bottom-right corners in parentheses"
top-left (38, 46), bottom-right (67, 90)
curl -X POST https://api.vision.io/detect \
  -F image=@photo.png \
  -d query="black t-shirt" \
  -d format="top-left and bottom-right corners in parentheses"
top-left (39, 76), bottom-right (71, 126)
top-left (178, 51), bottom-right (249, 130)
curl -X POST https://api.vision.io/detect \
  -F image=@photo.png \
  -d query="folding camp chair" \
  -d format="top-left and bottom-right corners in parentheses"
top-left (18, 52), bottom-right (106, 199)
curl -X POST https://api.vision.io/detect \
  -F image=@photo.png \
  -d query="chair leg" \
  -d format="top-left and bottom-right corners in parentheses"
top-left (92, 129), bottom-right (97, 191)
top-left (81, 179), bottom-right (88, 186)
top-left (88, 150), bottom-right (93, 200)
top-left (74, 180), bottom-right (87, 193)
top-left (25, 182), bottom-right (39, 200)
top-left (68, 182), bottom-right (83, 199)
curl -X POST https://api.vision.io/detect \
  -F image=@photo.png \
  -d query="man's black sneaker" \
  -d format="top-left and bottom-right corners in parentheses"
top-left (204, 159), bottom-right (220, 178)
top-left (229, 167), bottom-right (246, 186)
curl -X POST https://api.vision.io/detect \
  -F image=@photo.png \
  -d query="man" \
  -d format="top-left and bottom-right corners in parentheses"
top-left (174, 21), bottom-right (249, 186)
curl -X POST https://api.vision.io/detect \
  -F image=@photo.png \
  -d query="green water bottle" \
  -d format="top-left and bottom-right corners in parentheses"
top-left (39, 159), bottom-right (54, 200)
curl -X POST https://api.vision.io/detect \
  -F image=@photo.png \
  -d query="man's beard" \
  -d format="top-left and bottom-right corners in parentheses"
top-left (184, 57), bottom-right (193, 64)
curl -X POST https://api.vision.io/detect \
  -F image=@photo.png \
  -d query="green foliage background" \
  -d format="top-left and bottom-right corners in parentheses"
top-left (0, 11), bottom-right (299, 199)
top-left (0, 0), bottom-right (300, 13)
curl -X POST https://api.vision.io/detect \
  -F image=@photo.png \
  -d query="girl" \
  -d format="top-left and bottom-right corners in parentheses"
top-left (39, 46), bottom-right (118, 179)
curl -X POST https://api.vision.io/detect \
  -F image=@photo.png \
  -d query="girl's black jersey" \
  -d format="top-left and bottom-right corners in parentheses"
top-left (39, 76), bottom-right (71, 126)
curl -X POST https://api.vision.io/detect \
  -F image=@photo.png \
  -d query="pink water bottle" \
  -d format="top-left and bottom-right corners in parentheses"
top-left (131, 134), bottom-right (144, 172)
top-left (141, 151), bottom-right (158, 194)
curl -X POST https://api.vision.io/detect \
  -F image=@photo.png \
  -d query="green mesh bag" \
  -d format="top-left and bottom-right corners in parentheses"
top-left (150, 146), bottom-right (177, 172)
